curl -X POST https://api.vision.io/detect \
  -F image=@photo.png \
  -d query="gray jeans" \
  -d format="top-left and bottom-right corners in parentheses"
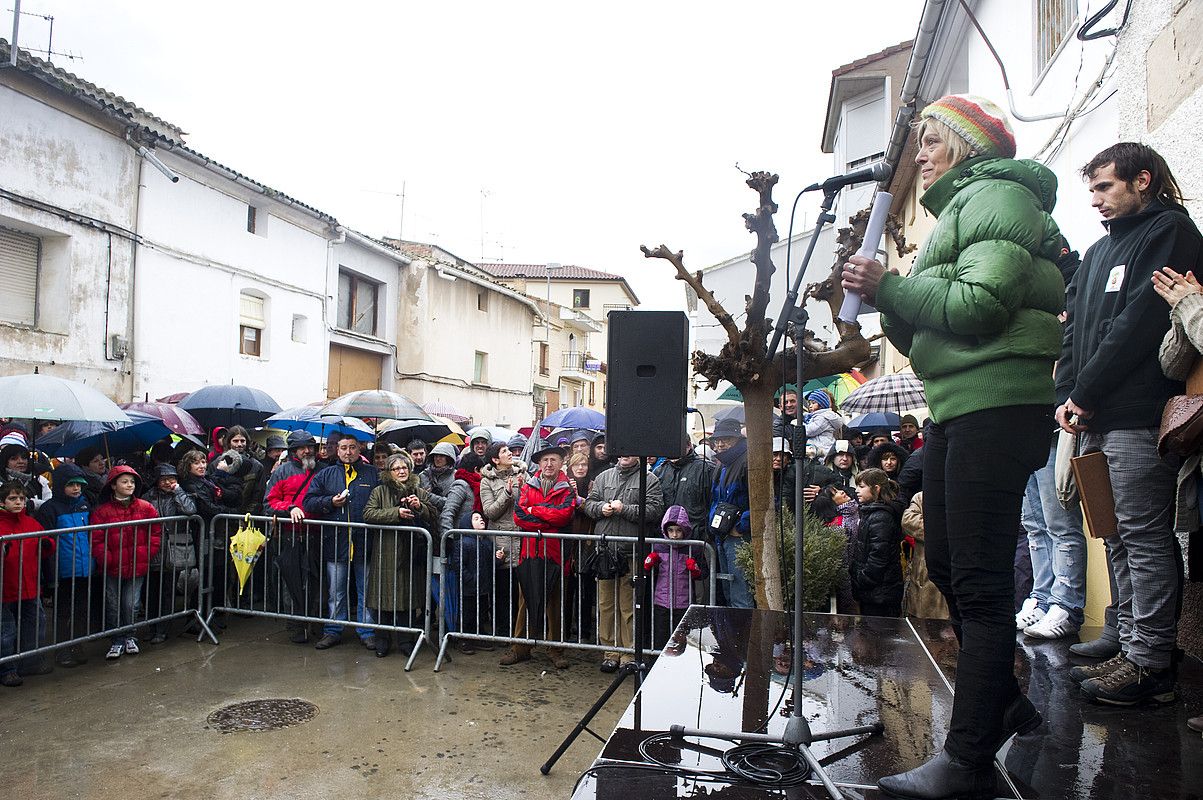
top-left (1079, 428), bottom-right (1181, 668)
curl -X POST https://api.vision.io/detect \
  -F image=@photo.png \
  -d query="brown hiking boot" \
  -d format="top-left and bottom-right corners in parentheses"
top-left (548, 648), bottom-right (570, 670)
top-left (1070, 652), bottom-right (1126, 684)
top-left (499, 646), bottom-right (532, 666)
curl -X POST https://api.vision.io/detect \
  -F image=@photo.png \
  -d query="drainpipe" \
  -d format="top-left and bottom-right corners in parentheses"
top-left (882, 0), bottom-right (950, 183)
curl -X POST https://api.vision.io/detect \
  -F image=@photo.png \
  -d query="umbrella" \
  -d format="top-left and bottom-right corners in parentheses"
top-left (421, 400), bottom-right (471, 424)
top-left (35, 410), bottom-right (174, 458)
top-left (265, 406), bottom-right (375, 442)
top-left (840, 372), bottom-right (927, 415)
top-left (541, 405), bottom-right (605, 430)
top-left (179, 384), bottom-right (282, 430)
top-left (0, 373), bottom-right (130, 423)
top-left (156, 392), bottom-right (191, 404)
top-left (119, 401), bottom-right (205, 436)
top-left (717, 384), bottom-right (743, 403)
top-left (847, 412), bottom-right (902, 430)
top-left (228, 516), bottom-right (267, 596)
top-left (377, 417), bottom-right (460, 447)
top-left (465, 425), bottom-right (515, 444)
top-left (714, 406), bottom-right (745, 423)
top-left (317, 390), bottom-right (431, 423)
top-left (516, 556), bottom-right (560, 644)
top-left (802, 373), bottom-right (866, 406)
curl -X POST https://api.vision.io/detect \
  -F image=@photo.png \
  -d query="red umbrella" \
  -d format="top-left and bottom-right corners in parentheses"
top-left (156, 392), bottom-right (191, 404)
top-left (119, 401), bottom-right (206, 436)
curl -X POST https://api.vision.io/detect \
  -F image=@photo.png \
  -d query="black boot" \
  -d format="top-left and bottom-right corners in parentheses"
top-left (375, 632), bottom-right (392, 658)
top-left (287, 624), bottom-right (310, 644)
top-left (996, 693), bottom-right (1041, 751)
top-left (878, 749), bottom-right (995, 800)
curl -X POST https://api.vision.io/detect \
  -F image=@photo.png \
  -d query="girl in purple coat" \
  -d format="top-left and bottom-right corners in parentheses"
top-left (643, 505), bottom-right (708, 650)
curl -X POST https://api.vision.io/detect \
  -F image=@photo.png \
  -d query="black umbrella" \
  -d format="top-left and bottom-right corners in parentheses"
top-left (516, 554), bottom-right (560, 641)
top-left (179, 384), bottom-right (282, 431)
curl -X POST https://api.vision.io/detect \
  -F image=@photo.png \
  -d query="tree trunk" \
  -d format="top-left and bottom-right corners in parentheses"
top-left (742, 379), bottom-right (782, 610)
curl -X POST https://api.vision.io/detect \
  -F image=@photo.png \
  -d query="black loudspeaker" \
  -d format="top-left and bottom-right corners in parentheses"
top-left (606, 310), bottom-right (689, 457)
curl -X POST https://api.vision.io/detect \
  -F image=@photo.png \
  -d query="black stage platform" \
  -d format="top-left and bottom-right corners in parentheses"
top-left (570, 607), bottom-right (1203, 799)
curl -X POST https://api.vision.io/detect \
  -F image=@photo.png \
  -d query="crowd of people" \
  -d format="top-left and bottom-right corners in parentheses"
top-left (3, 90), bottom-right (1203, 799)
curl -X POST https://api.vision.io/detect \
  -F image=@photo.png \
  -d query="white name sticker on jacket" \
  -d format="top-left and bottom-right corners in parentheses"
top-left (1105, 264), bottom-right (1126, 293)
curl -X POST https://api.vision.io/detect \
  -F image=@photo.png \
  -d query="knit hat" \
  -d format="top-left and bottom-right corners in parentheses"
top-left (900, 414), bottom-right (919, 428)
top-left (919, 94), bottom-right (1016, 159)
top-left (805, 390), bottom-right (831, 410)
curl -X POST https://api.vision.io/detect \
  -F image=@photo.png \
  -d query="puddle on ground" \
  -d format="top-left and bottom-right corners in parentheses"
top-left (206, 698), bottom-right (318, 733)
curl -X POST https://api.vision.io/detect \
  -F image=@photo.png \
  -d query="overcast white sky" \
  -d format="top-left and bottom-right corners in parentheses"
top-left (6, 0), bottom-right (923, 309)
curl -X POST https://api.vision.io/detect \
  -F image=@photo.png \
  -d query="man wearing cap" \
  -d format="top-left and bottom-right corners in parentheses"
top-left (843, 94), bottom-right (1065, 798)
top-left (707, 418), bottom-right (753, 608)
top-left (897, 414), bottom-right (924, 455)
top-left (264, 431), bottom-right (322, 643)
top-left (503, 441), bottom-right (577, 669)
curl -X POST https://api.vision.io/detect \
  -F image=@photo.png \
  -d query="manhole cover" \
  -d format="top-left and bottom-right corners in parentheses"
top-left (206, 698), bottom-right (318, 733)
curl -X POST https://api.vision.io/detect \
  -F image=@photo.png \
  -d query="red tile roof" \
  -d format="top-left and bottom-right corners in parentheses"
top-left (478, 263), bottom-right (624, 281)
top-left (831, 40), bottom-right (914, 77)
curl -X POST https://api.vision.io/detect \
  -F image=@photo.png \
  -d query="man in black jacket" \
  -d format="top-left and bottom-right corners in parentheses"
top-left (653, 438), bottom-right (714, 535)
top-left (1056, 143), bottom-right (1202, 706)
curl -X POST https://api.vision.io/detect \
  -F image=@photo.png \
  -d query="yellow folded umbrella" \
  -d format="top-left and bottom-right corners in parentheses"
top-left (229, 514), bottom-right (267, 595)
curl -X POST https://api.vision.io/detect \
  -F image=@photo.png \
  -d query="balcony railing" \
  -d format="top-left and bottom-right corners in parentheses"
top-left (561, 353), bottom-right (605, 374)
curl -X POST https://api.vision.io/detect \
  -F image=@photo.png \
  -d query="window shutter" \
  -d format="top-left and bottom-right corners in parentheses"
top-left (0, 227), bottom-right (39, 325)
top-left (240, 292), bottom-right (265, 327)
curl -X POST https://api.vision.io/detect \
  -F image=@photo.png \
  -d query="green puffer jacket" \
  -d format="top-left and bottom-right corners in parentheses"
top-left (876, 156), bottom-right (1065, 423)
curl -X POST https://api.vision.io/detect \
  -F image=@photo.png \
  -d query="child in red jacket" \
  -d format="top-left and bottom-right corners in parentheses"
top-left (2, 479), bottom-right (55, 686)
top-left (90, 466), bottom-right (161, 660)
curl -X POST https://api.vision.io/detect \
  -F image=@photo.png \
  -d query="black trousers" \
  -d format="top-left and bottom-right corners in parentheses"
top-left (923, 405), bottom-right (1052, 766)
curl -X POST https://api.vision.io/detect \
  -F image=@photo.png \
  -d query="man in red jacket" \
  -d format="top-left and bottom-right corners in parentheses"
top-left (2, 480), bottom-right (55, 686)
top-left (499, 443), bottom-right (576, 669)
top-left (90, 466), bottom-right (161, 661)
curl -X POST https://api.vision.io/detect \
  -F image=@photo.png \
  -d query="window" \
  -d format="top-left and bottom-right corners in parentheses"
top-left (572, 288), bottom-right (590, 309)
top-left (477, 290), bottom-right (489, 312)
top-left (337, 270), bottom-right (379, 335)
top-left (588, 381), bottom-right (595, 406)
top-left (246, 205), bottom-right (257, 234)
top-left (1035, 0), bottom-right (1077, 79)
top-left (239, 291), bottom-right (266, 356)
top-left (538, 342), bottom-right (550, 376)
top-left (291, 314), bottom-right (308, 344)
top-left (0, 226), bottom-right (39, 325)
top-left (473, 351), bottom-right (488, 384)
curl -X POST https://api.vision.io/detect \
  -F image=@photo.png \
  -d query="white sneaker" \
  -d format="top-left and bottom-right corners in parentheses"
top-left (124, 637), bottom-right (140, 655)
top-left (1024, 604), bottom-right (1079, 639)
top-left (105, 643), bottom-right (124, 660)
top-left (1015, 598), bottom-right (1044, 630)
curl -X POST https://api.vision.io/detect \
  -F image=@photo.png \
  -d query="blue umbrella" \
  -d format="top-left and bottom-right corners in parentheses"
top-left (847, 412), bottom-right (902, 430)
top-left (179, 384), bottom-right (282, 430)
top-left (540, 405), bottom-right (605, 430)
top-left (36, 411), bottom-right (175, 458)
top-left (265, 406), bottom-right (375, 443)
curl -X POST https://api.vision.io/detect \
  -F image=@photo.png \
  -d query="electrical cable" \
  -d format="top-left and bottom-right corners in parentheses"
top-left (1077, 0), bottom-right (1134, 40)
top-left (636, 732), bottom-right (812, 787)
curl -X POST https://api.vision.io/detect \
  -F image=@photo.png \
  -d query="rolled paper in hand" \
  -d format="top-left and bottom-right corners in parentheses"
top-left (838, 190), bottom-right (893, 324)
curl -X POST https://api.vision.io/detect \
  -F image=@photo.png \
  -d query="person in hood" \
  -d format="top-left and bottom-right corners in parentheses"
top-left (420, 441), bottom-right (458, 499)
top-left (644, 504), bottom-right (707, 650)
top-left (2, 480), bottom-right (55, 685)
top-left (843, 95), bottom-right (1063, 797)
top-left (34, 464), bottom-right (93, 667)
top-left (584, 453), bottom-right (664, 672)
top-left (586, 432), bottom-right (611, 485)
top-left (90, 466), bottom-right (161, 660)
top-left (1057, 143), bottom-right (1202, 710)
top-left (802, 390), bottom-right (843, 455)
top-left (707, 418), bottom-right (752, 609)
top-left (1, 443), bottom-right (51, 513)
top-left (865, 440), bottom-right (909, 483)
top-left (141, 464), bottom-right (198, 645)
top-left (824, 440), bottom-right (859, 493)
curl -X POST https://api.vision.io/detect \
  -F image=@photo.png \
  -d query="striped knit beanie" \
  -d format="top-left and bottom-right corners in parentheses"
top-left (805, 390), bottom-right (831, 410)
top-left (920, 94), bottom-right (1016, 159)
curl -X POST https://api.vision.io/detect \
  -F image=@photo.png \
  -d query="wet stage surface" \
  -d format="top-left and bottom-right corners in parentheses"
top-left (572, 608), bottom-right (1203, 799)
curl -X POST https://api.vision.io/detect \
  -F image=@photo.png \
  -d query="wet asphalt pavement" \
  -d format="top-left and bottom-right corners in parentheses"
top-left (0, 619), bottom-right (624, 799)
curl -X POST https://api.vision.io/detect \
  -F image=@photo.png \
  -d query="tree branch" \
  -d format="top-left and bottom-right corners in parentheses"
top-left (742, 171), bottom-right (780, 327)
top-left (641, 244), bottom-right (741, 346)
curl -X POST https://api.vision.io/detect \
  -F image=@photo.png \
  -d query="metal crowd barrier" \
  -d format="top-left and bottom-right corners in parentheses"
top-left (1, 515), bottom-right (213, 672)
top-left (433, 530), bottom-right (718, 671)
top-left (206, 514), bottom-right (433, 672)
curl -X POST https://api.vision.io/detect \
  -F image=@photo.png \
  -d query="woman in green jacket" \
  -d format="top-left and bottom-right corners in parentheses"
top-left (843, 95), bottom-right (1064, 800)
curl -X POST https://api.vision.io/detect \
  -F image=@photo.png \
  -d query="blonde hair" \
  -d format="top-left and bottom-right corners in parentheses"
top-left (566, 453), bottom-right (589, 473)
top-left (914, 116), bottom-right (975, 168)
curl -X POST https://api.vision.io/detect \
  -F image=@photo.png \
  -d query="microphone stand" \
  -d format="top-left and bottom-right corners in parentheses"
top-left (668, 186), bottom-right (882, 800)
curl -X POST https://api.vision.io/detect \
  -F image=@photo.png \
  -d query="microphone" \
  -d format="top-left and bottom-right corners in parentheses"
top-left (803, 162), bottom-right (893, 193)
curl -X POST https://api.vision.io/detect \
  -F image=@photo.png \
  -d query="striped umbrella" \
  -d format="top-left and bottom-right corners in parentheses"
top-left (840, 372), bottom-right (927, 415)
top-left (421, 400), bottom-right (471, 424)
top-left (120, 401), bottom-right (205, 436)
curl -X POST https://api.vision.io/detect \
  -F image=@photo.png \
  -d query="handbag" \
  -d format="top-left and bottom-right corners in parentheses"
top-left (709, 502), bottom-right (741, 536)
top-left (1158, 394), bottom-right (1203, 458)
top-left (578, 532), bottom-right (629, 580)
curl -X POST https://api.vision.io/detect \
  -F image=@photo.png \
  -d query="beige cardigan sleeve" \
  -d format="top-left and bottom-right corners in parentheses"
top-left (1160, 293), bottom-right (1203, 381)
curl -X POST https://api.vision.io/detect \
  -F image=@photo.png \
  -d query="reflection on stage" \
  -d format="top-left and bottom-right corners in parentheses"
top-left (571, 607), bottom-right (1203, 799)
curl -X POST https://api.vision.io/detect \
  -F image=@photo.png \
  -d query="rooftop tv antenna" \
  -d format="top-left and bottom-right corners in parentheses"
top-left (8, 3), bottom-right (82, 63)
